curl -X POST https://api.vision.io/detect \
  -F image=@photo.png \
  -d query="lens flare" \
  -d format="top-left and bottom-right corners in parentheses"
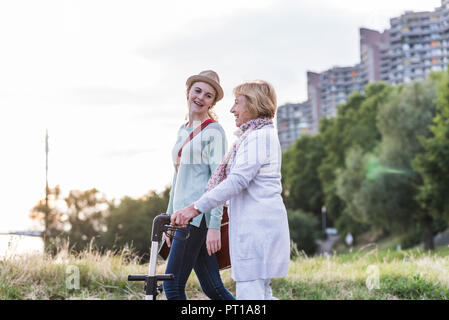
top-left (365, 156), bottom-right (407, 180)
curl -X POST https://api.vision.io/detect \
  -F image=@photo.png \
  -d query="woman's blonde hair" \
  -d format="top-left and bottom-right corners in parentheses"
top-left (185, 82), bottom-right (219, 121)
top-left (233, 80), bottom-right (277, 119)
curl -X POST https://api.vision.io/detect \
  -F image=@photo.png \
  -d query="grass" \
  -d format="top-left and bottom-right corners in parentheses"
top-left (274, 246), bottom-right (449, 300)
top-left (0, 241), bottom-right (145, 300)
top-left (1, 241), bottom-right (448, 300)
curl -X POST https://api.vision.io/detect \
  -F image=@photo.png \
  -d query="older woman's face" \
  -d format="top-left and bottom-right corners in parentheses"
top-left (231, 95), bottom-right (254, 127)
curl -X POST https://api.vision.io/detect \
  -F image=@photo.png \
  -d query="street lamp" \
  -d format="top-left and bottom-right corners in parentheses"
top-left (321, 206), bottom-right (326, 234)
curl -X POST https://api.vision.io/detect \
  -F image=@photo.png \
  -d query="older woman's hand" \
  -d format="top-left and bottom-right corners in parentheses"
top-left (171, 204), bottom-right (199, 227)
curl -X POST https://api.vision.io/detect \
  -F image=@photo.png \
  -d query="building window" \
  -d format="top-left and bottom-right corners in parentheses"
top-left (430, 41), bottom-right (441, 47)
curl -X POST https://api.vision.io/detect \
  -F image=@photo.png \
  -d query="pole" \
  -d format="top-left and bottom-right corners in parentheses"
top-left (321, 206), bottom-right (326, 233)
top-left (45, 129), bottom-right (49, 248)
top-left (146, 241), bottom-right (159, 300)
top-left (127, 214), bottom-right (175, 300)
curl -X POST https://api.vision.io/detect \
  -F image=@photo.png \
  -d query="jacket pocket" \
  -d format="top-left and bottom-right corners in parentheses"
top-left (237, 233), bottom-right (256, 260)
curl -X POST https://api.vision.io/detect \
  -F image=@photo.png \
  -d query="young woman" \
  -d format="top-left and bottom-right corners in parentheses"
top-left (163, 70), bottom-right (235, 300)
top-left (171, 80), bottom-right (290, 300)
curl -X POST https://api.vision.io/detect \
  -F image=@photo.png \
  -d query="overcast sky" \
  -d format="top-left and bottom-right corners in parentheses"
top-left (0, 0), bottom-right (441, 231)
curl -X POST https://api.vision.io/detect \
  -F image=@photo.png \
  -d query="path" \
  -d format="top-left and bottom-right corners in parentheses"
top-left (317, 235), bottom-right (340, 255)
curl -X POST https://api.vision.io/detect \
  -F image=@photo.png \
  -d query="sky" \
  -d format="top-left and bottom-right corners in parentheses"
top-left (0, 0), bottom-right (442, 231)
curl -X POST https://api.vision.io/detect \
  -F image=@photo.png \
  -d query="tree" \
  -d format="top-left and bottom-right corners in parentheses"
top-left (337, 77), bottom-right (440, 250)
top-left (335, 147), bottom-right (371, 237)
top-left (282, 134), bottom-right (325, 219)
top-left (318, 83), bottom-right (392, 232)
top-left (101, 187), bottom-right (170, 259)
top-left (318, 94), bottom-right (365, 226)
top-left (287, 209), bottom-right (320, 256)
top-left (62, 188), bottom-right (109, 252)
top-left (30, 186), bottom-right (110, 253)
top-left (413, 69), bottom-right (449, 228)
top-left (30, 185), bottom-right (65, 251)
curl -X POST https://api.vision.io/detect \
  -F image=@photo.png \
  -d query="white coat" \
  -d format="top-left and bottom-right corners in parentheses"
top-left (194, 125), bottom-right (290, 282)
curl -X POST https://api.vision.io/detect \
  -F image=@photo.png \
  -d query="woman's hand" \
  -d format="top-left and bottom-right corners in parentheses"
top-left (162, 230), bottom-right (172, 247)
top-left (171, 204), bottom-right (200, 227)
top-left (206, 228), bottom-right (221, 256)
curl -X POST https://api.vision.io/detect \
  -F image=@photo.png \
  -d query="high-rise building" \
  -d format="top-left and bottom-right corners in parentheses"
top-left (307, 28), bottom-right (389, 134)
top-left (307, 64), bottom-right (363, 134)
top-left (318, 64), bottom-right (363, 119)
top-left (276, 101), bottom-right (312, 152)
top-left (360, 28), bottom-right (390, 85)
top-left (278, 0), bottom-right (449, 149)
top-left (307, 71), bottom-right (321, 134)
top-left (388, 2), bottom-right (449, 84)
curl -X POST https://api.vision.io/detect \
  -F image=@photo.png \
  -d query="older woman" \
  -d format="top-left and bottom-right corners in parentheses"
top-left (171, 80), bottom-right (290, 300)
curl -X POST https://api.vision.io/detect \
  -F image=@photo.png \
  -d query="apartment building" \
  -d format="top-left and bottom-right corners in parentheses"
top-left (276, 101), bottom-right (312, 152)
top-left (388, 1), bottom-right (449, 83)
top-left (360, 28), bottom-right (390, 85)
top-left (307, 28), bottom-right (389, 134)
top-left (278, 0), bottom-right (449, 148)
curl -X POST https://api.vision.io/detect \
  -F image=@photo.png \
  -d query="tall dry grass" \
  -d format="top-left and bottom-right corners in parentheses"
top-left (0, 240), bottom-right (146, 300)
top-left (1, 240), bottom-right (448, 300)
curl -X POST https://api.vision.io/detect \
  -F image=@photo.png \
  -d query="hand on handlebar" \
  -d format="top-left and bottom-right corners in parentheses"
top-left (171, 204), bottom-right (200, 227)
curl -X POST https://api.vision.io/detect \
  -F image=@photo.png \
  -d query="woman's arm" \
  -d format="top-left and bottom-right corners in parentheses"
top-left (195, 132), bottom-right (265, 213)
top-left (207, 126), bottom-right (228, 230)
top-left (171, 132), bottom-right (265, 226)
top-left (163, 170), bottom-right (177, 247)
top-left (205, 127), bottom-right (227, 255)
top-left (166, 170), bottom-right (177, 215)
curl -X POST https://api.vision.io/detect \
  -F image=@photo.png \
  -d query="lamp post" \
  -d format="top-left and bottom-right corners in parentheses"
top-left (321, 205), bottom-right (326, 234)
top-left (44, 129), bottom-right (49, 248)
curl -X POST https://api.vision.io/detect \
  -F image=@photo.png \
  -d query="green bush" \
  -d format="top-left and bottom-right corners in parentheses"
top-left (287, 210), bottom-right (321, 256)
top-left (400, 230), bottom-right (423, 249)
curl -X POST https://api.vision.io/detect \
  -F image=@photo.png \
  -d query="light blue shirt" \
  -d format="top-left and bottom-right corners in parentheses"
top-left (166, 121), bottom-right (227, 229)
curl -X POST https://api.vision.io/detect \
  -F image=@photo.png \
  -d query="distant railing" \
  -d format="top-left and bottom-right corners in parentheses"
top-left (0, 231), bottom-right (42, 237)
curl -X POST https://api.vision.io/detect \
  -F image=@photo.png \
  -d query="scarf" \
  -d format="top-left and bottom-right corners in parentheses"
top-left (206, 117), bottom-right (273, 191)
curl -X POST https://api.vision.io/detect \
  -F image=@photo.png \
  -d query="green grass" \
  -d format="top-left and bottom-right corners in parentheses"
top-left (274, 245), bottom-right (449, 300)
top-left (1, 242), bottom-right (448, 300)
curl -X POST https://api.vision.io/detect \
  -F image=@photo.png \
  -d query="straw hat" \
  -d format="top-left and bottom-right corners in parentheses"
top-left (186, 70), bottom-right (224, 102)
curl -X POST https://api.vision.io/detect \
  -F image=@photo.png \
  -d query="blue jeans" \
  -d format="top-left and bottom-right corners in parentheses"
top-left (163, 217), bottom-right (235, 300)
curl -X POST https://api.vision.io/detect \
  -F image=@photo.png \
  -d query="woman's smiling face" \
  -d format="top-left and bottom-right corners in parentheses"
top-left (187, 81), bottom-right (216, 117)
top-left (230, 95), bottom-right (254, 127)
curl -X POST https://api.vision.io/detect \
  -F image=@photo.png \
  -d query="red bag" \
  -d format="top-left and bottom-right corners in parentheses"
top-left (216, 206), bottom-right (231, 270)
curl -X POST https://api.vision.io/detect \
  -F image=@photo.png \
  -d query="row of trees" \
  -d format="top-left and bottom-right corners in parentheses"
top-left (282, 70), bottom-right (449, 251)
top-left (30, 186), bottom-right (170, 260)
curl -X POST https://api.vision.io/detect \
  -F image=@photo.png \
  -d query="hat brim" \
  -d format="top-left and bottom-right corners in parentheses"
top-left (186, 75), bottom-right (224, 102)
